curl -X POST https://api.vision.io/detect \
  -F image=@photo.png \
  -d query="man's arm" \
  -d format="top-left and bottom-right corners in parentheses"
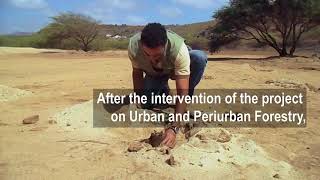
top-left (128, 45), bottom-right (144, 94)
top-left (173, 43), bottom-right (191, 123)
top-left (174, 76), bottom-right (189, 124)
top-left (161, 76), bottom-right (189, 148)
top-left (132, 68), bottom-right (144, 94)
top-left (161, 43), bottom-right (190, 148)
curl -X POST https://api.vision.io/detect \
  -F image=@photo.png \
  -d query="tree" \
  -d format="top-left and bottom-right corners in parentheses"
top-left (40, 12), bottom-right (100, 52)
top-left (207, 0), bottom-right (320, 56)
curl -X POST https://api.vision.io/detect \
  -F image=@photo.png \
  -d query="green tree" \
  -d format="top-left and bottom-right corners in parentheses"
top-left (208, 0), bottom-right (320, 56)
top-left (40, 12), bottom-right (100, 51)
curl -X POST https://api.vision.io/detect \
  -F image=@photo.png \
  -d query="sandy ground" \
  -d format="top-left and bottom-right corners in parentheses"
top-left (0, 47), bottom-right (319, 179)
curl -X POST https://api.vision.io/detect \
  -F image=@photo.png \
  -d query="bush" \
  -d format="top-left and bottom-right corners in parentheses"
top-left (0, 34), bottom-right (45, 47)
top-left (207, 0), bottom-right (320, 56)
top-left (91, 37), bottom-right (129, 51)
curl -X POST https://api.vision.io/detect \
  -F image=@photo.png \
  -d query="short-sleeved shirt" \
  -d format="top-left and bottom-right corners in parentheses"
top-left (128, 30), bottom-right (190, 77)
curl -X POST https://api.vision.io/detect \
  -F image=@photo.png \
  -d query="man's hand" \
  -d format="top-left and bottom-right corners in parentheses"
top-left (161, 128), bottom-right (176, 148)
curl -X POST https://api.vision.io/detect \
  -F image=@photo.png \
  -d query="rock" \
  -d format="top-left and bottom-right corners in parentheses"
top-left (128, 142), bottom-right (143, 152)
top-left (273, 174), bottom-right (280, 179)
top-left (184, 122), bottom-right (202, 140)
top-left (148, 131), bottom-right (164, 147)
top-left (0, 122), bottom-right (9, 126)
top-left (166, 155), bottom-right (176, 166)
top-left (193, 129), bottom-right (219, 141)
top-left (48, 120), bottom-right (57, 124)
top-left (195, 134), bottom-right (207, 140)
top-left (29, 126), bottom-right (48, 131)
top-left (217, 129), bottom-right (231, 143)
top-left (222, 144), bottom-right (231, 150)
top-left (160, 147), bottom-right (171, 155)
top-left (305, 83), bottom-right (319, 92)
top-left (201, 140), bottom-right (208, 144)
top-left (22, 115), bottom-right (39, 124)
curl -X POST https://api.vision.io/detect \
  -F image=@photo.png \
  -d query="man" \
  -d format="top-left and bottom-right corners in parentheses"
top-left (128, 23), bottom-right (207, 148)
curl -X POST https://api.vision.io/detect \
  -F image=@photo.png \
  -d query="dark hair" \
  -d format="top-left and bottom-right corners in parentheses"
top-left (141, 23), bottom-right (167, 48)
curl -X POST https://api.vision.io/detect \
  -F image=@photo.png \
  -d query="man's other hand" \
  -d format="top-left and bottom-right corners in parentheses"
top-left (161, 128), bottom-right (176, 148)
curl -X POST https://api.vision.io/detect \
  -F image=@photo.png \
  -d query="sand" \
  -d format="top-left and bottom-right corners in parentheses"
top-left (0, 85), bottom-right (32, 102)
top-left (50, 100), bottom-right (302, 179)
top-left (0, 47), bottom-right (67, 55)
top-left (0, 47), bottom-right (319, 179)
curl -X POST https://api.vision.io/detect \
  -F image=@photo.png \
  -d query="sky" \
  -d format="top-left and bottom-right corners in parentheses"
top-left (0, 0), bottom-right (229, 34)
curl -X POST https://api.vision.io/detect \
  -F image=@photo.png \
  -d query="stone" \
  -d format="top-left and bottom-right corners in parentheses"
top-left (22, 115), bottom-right (39, 124)
top-left (273, 174), bottom-right (280, 179)
top-left (160, 147), bottom-right (171, 155)
top-left (148, 131), bottom-right (164, 147)
top-left (128, 142), bottom-right (143, 152)
top-left (195, 134), bottom-right (207, 140)
top-left (217, 129), bottom-right (231, 143)
top-left (48, 120), bottom-right (57, 124)
top-left (166, 155), bottom-right (176, 166)
top-left (29, 126), bottom-right (48, 131)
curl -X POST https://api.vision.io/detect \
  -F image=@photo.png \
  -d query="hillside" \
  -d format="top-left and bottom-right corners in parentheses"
top-left (98, 21), bottom-right (215, 38)
top-left (0, 20), bottom-right (318, 52)
top-left (98, 20), bottom-right (319, 50)
top-left (97, 21), bottom-right (214, 49)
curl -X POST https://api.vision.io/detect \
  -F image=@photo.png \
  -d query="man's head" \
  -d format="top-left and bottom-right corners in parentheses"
top-left (141, 23), bottom-right (167, 64)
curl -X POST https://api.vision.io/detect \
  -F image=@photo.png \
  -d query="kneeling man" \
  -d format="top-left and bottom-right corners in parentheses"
top-left (128, 23), bottom-right (207, 148)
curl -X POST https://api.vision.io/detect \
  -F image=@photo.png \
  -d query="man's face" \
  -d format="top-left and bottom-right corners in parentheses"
top-left (142, 45), bottom-right (165, 65)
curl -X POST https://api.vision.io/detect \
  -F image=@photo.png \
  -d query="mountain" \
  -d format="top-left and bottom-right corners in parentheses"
top-left (8, 32), bottom-right (34, 36)
top-left (98, 21), bottom-right (215, 39)
top-left (1, 21), bottom-right (318, 51)
top-left (98, 21), bottom-right (319, 51)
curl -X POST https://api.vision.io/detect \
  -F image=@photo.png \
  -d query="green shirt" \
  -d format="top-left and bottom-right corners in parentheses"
top-left (128, 30), bottom-right (190, 77)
